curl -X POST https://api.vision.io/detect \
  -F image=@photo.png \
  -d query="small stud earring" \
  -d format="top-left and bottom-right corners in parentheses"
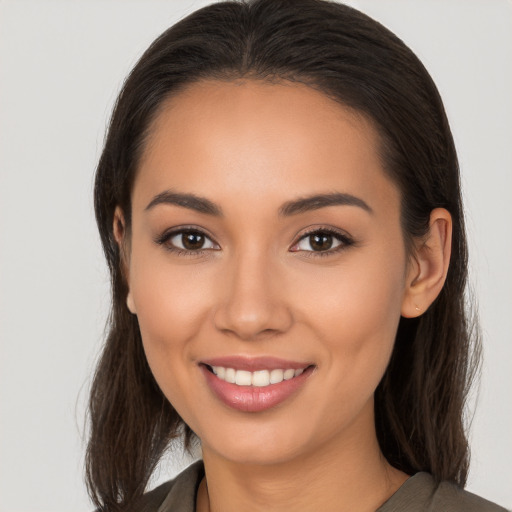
top-left (415, 305), bottom-right (420, 312)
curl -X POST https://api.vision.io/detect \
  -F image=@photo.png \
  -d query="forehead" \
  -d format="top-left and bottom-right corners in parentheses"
top-left (133, 79), bottom-right (398, 215)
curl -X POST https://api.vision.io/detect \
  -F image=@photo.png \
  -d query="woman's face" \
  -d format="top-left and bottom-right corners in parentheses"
top-left (124, 79), bottom-right (414, 465)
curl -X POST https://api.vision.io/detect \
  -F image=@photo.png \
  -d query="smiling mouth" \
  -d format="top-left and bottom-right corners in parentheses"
top-left (200, 361), bottom-right (315, 412)
top-left (204, 364), bottom-right (314, 387)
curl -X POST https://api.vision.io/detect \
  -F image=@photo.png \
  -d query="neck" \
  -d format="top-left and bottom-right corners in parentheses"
top-left (196, 403), bottom-right (408, 512)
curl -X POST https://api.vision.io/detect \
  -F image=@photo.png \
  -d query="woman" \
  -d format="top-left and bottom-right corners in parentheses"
top-left (86, 1), bottom-right (507, 510)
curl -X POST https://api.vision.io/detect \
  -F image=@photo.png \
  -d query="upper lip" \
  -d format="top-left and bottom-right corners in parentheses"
top-left (200, 356), bottom-right (312, 372)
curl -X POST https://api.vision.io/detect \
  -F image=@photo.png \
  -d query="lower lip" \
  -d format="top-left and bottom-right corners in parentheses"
top-left (200, 365), bottom-right (314, 413)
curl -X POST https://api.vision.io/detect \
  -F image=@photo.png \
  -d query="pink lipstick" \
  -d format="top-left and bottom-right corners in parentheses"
top-left (200, 356), bottom-right (314, 413)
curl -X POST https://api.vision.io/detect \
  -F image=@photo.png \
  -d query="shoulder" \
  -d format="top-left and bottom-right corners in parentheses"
top-left (378, 472), bottom-right (509, 512)
top-left (432, 479), bottom-right (509, 512)
top-left (134, 459), bottom-right (205, 512)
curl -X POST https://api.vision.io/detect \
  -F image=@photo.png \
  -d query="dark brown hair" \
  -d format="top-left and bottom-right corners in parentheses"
top-left (87, 0), bottom-right (480, 509)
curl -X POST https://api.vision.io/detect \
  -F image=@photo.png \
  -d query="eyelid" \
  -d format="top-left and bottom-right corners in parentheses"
top-left (154, 224), bottom-right (354, 257)
top-left (154, 225), bottom-right (220, 255)
top-left (289, 226), bottom-right (355, 255)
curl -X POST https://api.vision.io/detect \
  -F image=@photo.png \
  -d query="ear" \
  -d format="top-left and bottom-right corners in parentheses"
top-left (113, 206), bottom-right (136, 315)
top-left (401, 208), bottom-right (452, 318)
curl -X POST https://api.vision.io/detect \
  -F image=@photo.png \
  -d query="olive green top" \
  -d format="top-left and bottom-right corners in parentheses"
top-left (136, 460), bottom-right (508, 512)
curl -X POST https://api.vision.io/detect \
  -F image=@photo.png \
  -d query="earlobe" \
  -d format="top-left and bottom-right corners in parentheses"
top-left (401, 208), bottom-right (452, 318)
top-left (113, 206), bottom-right (137, 315)
top-left (126, 292), bottom-right (136, 314)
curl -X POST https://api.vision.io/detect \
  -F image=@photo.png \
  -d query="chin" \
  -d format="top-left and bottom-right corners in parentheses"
top-left (199, 418), bottom-right (320, 467)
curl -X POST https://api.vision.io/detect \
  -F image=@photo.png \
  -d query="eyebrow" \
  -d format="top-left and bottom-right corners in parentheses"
top-left (145, 190), bottom-right (223, 216)
top-left (145, 190), bottom-right (372, 217)
top-left (278, 192), bottom-right (373, 216)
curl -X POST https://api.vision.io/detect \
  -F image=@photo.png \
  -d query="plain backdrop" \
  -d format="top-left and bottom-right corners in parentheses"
top-left (0, 1), bottom-right (511, 510)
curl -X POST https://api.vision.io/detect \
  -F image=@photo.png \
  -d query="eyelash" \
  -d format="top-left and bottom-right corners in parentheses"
top-left (154, 226), bottom-right (219, 257)
top-left (154, 226), bottom-right (355, 258)
top-left (291, 227), bottom-right (355, 258)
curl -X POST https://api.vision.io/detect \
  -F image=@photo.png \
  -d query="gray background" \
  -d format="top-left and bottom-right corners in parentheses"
top-left (1, 1), bottom-right (511, 510)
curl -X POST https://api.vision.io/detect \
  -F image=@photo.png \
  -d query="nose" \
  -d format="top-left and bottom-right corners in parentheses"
top-left (213, 251), bottom-right (293, 341)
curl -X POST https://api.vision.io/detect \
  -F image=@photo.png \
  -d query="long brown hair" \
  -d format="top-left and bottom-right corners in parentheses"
top-left (86, 0), bottom-right (480, 509)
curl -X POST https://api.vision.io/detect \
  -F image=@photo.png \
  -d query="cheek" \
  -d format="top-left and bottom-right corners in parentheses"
top-left (128, 248), bottom-right (216, 377)
top-left (296, 254), bottom-right (405, 338)
top-left (288, 251), bottom-right (405, 434)
top-left (293, 244), bottom-right (406, 380)
top-left (132, 251), bottom-right (211, 329)
top-left (129, 257), bottom-right (217, 417)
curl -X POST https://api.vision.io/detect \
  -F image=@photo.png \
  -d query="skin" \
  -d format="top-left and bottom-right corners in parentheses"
top-left (114, 80), bottom-right (452, 512)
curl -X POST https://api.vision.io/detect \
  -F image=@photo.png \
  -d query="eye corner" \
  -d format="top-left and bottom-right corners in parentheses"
top-left (289, 226), bottom-right (355, 256)
top-left (154, 225), bottom-right (220, 255)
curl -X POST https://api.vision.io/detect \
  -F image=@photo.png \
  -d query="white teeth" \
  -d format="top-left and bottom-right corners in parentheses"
top-left (235, 370), bottom-right (252, 386)
top-left (269, 369), bottom-right (284, 384)
top-left (252, 370), bottom-right (270, 387)
top-left (283, 369), bottom-right (295, 380)
top-left (225, 367), bottom-right (236, 384)
top-left (209, 366), bottom-right (307, 387)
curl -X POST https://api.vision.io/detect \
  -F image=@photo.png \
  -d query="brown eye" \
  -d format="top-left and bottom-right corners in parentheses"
top-left (309, 233), bottom-right (334, 251)
top-left (165, 230), bottom-right (218, 252)
top-left (291, 229), bottom-right (353, 254)
top-left (182, 232), bottom-right (205, 250)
